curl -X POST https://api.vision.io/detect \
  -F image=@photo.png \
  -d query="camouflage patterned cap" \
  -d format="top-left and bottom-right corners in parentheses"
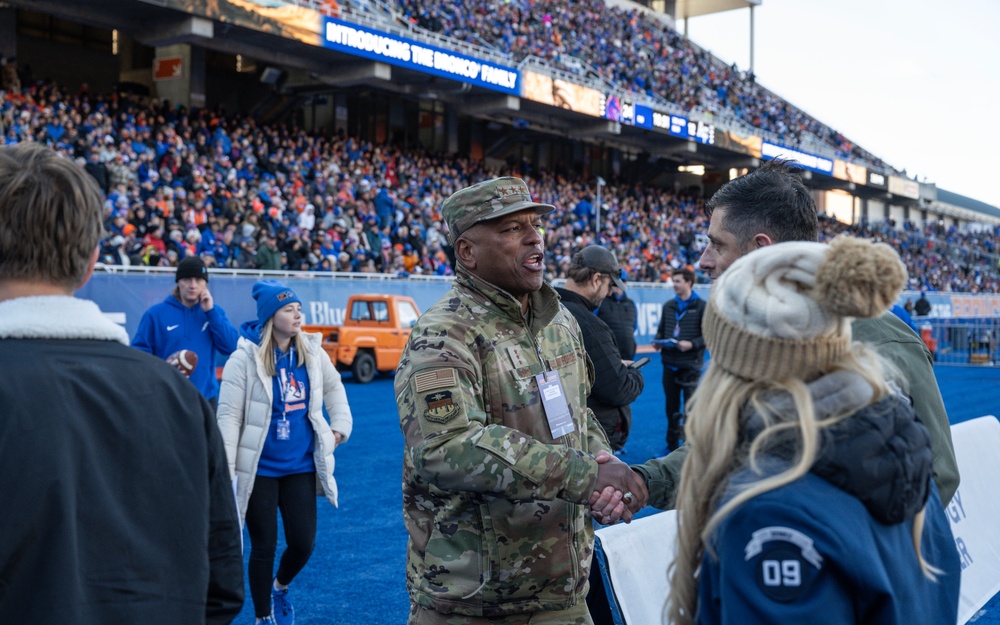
top-left (442, 177), bottom-right (555, 244)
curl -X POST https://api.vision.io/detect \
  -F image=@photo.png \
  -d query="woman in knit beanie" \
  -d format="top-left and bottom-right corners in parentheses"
top-left (217, 280), bottom-right (353, 625)
top-left (666, 237), bottom-right (959, 625)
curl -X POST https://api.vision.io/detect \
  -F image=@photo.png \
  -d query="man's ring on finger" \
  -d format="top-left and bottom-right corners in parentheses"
top-left (623, 491), bottom-right (634, 505)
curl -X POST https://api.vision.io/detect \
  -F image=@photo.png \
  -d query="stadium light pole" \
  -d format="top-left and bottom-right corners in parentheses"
top-left (595, 176), bottom-right (606, 234)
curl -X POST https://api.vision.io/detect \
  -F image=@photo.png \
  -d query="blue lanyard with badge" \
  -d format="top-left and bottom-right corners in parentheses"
top-left (673, 307), bottom-right (687, 339)
top-left (536, 370), bottom-right (575, 439)
top-left (275, 345), bottom-right (295, 441)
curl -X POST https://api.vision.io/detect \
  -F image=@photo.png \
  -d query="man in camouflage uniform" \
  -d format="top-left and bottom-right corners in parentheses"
top-left (396, 177), bottom-right (646, 624)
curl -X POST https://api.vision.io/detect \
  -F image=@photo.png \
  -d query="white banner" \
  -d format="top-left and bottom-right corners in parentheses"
top-left (595, 510), bottom-right (677, 625)
top-left (949, 416), bottom-right (1000, 624)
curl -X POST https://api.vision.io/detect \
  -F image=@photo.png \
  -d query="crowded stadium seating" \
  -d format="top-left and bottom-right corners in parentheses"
top-left (392, 0), bottom-right (887, 168)
top-left (2, 81), bottom-right (998, 293)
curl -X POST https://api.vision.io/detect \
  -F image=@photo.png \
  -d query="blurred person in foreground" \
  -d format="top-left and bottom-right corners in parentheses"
top-left (596, 268), bottom-right (638, 360)
top-left (395, 177), bottom-right (646, 625)
top-left (619, 159), bottom-right (959, 512)
top-left (217, 280), bottom-right (353, 625)
top-left (132, 254), bottom-right (240, 409)
top-left (0, 142), bottom-right (243, 623)
top-left (555, 246), bottom-right (644, 452)
top-left (667, 237), bottom-right (959, 624)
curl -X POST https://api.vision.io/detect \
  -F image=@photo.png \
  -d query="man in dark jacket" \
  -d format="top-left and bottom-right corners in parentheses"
top-left (556, 246), bottom-right (644, 452)
top-left (83, 148), bottom-right (109, 194)
top-left (654, 267), bottom-right (706, 451)
top-left (597, 269), bottom-right (638, 359)
top-left (0, 143), bottom-right (244, 624)
top-left (915, 291), bottom-right (932, 316)
top-left (256, 231), bottom-right (283, 270)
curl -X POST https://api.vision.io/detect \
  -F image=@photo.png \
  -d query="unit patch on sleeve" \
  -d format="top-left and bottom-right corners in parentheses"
top-left (744, 526), bottom-right (823, 602)
top-left (424, 390), bottom-right (460, 423)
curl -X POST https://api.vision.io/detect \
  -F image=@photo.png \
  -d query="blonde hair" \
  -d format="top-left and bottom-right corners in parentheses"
top-left (666, 344), bottom-right (939, 625)
top-left (257, 318), bottom-right (308, 377)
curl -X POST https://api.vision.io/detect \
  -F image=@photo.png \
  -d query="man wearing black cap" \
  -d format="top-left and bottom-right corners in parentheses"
top-left (556, 246), bottom-right (644, 452)
top-left (132, 255), bottom-right (240, 409)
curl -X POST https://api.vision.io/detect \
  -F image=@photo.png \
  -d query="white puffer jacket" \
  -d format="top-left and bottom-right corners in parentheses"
top-left (217, 331), bottom-right (352, 522)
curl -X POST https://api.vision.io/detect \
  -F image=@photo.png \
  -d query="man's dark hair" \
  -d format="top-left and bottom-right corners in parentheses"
top-left (671, 268), bottom-right (695, 284)
top-left (704, 158), bottom-right (819, 245)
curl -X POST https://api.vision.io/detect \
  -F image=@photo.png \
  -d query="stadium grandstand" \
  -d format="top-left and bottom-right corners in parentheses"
top-left (2, 0), bottom-right (998, 295)
top-left (3, 0), bottom-right (1000, 623)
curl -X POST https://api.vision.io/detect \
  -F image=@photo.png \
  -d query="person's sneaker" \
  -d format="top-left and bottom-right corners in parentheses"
top-left (271, 586), bottom-right (294, 625)
top-left (258, 617), bottom-right (276, 625)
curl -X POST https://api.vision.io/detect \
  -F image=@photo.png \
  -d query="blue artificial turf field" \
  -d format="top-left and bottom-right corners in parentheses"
top-left (230, 359), bottom-right (1000, 624)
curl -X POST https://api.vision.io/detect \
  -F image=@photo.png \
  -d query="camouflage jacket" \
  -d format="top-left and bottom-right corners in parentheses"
top-left (395, 265), bottom-right (612, 617)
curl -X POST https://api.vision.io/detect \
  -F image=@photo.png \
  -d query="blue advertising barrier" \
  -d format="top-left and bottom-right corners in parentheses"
top-left (78, 271), bottom-right (456, 340)
top-left (78, 270), bottom-right (998, 347)
top-left (79, 270), bottom-right (680, 344)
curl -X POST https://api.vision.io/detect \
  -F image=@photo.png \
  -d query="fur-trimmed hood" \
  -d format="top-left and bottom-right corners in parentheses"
top-left (0, 296), bottom-right (130, 344)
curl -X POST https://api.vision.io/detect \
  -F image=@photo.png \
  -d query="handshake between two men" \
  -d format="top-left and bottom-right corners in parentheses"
top-left (588, 450), bottom-right (649, 525)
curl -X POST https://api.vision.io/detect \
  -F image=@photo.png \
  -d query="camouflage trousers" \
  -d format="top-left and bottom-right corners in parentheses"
top-left (408, 603), bottom-right (594, 625)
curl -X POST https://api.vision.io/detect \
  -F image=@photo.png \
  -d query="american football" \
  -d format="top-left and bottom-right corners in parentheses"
top-left (166, 349), bottom-right (198, 377)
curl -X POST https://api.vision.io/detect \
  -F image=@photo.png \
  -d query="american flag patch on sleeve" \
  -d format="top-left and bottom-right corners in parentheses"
top-left (413, 368), bottom-right (459, 393)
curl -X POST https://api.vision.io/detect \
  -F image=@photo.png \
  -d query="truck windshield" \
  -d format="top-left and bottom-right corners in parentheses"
top-left (397, 301), bottom-right (419, 328)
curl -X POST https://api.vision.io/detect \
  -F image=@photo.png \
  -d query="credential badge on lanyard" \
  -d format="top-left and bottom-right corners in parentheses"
top-left (276, 345), bottom-right (294, 441)
top-left (536, 370), bottom-right (575, 439)
top-left (673, 306), bottom-right (687, 339)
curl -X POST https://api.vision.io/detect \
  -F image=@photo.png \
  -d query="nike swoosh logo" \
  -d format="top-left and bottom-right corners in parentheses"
top-left (167, 325), bottom-right (179, 331)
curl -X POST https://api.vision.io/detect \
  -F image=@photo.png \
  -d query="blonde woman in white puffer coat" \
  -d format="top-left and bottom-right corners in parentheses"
top-left (218, 280), bottom-right (352, 625)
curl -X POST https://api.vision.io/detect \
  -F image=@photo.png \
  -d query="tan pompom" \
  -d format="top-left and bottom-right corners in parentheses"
top-left (814, 236), bottom-right (906, 318)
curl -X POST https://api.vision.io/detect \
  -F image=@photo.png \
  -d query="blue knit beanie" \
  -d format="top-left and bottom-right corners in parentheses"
top-left (252, 280), bottom-right (301, 325)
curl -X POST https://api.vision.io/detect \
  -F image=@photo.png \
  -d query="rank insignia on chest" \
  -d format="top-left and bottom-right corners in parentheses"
top-left (507, 345), bottom-right (529, 369)
top-left (424, 390), bottom-right (460, 423)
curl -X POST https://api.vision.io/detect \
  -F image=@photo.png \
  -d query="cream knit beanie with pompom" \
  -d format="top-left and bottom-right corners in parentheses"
top-left (703, 236), bottom-right (907, 381)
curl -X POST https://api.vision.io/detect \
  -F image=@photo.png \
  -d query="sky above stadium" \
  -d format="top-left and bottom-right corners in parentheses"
top-left (684, 0), bottom-right (1000, 209)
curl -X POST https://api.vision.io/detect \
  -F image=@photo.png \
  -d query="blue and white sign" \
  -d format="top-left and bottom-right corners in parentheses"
top-left (322, 18), bottom-right (519, 95)
top-left (633, 104), bottom-right (654, 129)
top-left (649, 111), bottom-right (715, 145)
top-left (761, 141), bottom-right (834, 175)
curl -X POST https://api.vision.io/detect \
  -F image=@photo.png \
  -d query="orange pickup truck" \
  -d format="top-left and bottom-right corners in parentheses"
top-left (303, 294), bottom-right (421, 383)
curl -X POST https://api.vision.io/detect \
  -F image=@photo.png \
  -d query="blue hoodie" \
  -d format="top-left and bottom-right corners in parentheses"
top-left (132, 295), bottom-right (239, 401)
top-left (238, 321), bottom-right (314, 477)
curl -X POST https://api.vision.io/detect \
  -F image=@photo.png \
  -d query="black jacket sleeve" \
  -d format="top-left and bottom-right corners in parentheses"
top-left (655, 301), bottom-right (670, 341)
top-left (202, 397), bottom-right (246, 624)
top-left (584, 317), bottom-right (644, 408)
top-left (688, 298), bottom-right (707, 351)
